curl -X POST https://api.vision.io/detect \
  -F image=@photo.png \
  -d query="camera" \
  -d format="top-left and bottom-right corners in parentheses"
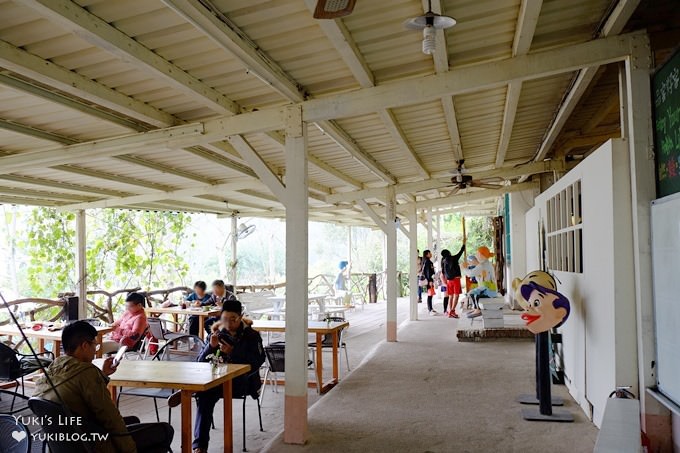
top-left (217, 331), bottom-right (235, 347)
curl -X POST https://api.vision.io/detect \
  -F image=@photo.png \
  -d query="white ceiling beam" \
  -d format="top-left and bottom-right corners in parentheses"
top-left (162, 0), bottom-right (377, 188)
top-left (495, 81), bottom-right (523, 167)
top-left (326, 160), bottom-right (564, 203)
top-left (303, 0), bottom-right (417, 180)
top-left (307, 155), bottom-right (363, 189)
top-left (531, 0), bottom-right (640, 163)
top-left (0, 174), bottom-right (128, 198)
top-left (227, 135), bottom-right (286, 202)
top-left (0, 124), bottom-right (204, 175)
top-left (425, 0), bottom-right (463, 162)
top-left (314, 121), bottom-right (396, 184)
top-left (0, 118), bottom-right (78, 145)
top-left (0, 72), bottom-right (148, 132)
top-left (302, 31), bottom-right (643, 122)
top-left (0, 39), bottom-right (259, 181)
top-left (378, 109), bottom-right (430, 178)
top-left (162, 0), bottom-right (304, 101)
top-left (513, 0), bottom-right (543, 57)
top-left (496, 0), bottom-right (543, 168)
top-left (303, 0), bottom-right (374, 87)
top-left (415, 182), bottom-right (538, 210)
top-left (357, 200), bottom-right (387, 233)
top-left (56, 179), bottom-right (260, 211)
top-left (0, 33), bottom-right (642, 176)
top-left (0, 39), bottom-right (174, 128)
top-left (22, 0), bottom-right (239, 115)
top-left (262, 131), bottom-right (363, 189)
top-left (113, 155), bottom-right (217, 185)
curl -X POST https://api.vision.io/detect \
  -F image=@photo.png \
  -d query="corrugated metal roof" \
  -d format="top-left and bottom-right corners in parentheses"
top-left (0, 0), bottom-right (646, 223)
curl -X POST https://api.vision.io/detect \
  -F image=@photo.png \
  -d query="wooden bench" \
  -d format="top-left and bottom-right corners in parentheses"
top-left (594, 398), bottom-right (642, 453)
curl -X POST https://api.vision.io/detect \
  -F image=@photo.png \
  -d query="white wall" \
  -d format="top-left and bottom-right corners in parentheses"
top-left (506, 189), bottom-right (537, 307)
top-left (525, 139), bottom-right (638, 427)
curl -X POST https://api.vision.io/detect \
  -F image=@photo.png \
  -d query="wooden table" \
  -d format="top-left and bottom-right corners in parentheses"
top-left (94, 359), bottom-right (250, 453)
top-left (0, 324), bottom-right (112, 358)
top-left (145, 306), bottom-right (221, 339)
top-left (252, 320), bottom-right (348, 394)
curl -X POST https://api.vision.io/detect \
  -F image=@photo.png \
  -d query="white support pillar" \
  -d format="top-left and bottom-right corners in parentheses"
top-left (230, 214), bottom-right (238, 289)
top-left (283, 106), bottom-right (309, 444)
top-left (623, 36), bottom-right (671, 447)
top-left (426, 208), bottom-right (433, 251)
top-left (408, 203), bottom-right (419, 321)
top-left (75, 209), bottom-right (87, 318)
top-left (347, 226), bottom-right (352, 283)
top-left (385, 186), bottom-right (398, 342)
top-left (436, 212), bottom-right (442, 252)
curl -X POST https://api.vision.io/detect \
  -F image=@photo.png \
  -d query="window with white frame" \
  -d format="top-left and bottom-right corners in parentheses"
top-left (546, 180), bottom-right (583, 273)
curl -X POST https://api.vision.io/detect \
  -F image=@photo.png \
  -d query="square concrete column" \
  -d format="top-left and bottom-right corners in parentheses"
top-left (408, 203), bottom-right (419, 321)
top-left (385, 186), bottom-right (397, 341)
top-left (75, 209), bottom-right (87, 318)
top-left (283, 106), bottom-right (309, 444)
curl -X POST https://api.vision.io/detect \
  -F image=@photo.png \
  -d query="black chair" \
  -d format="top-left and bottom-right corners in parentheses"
top-left (0, 413), bottom-right (31, 453)
top-left (28, 397), bottom-right (172, 453)
top-left (117, 334), bottom-right (204, 422)
top-left (233, 369), bottom-right (264, 452)
top-left (262, 341), bottom-right (286, 402)
top-left (0, 343), bottom-right (53, 411)
top-left (308, 317), bottom-right (350, 373)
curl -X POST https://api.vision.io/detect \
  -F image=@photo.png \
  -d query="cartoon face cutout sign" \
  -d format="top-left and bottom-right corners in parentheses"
top-left (519, 281), bottom-right (570, 334)
top-left (513, 271), bottom-right (570, 334)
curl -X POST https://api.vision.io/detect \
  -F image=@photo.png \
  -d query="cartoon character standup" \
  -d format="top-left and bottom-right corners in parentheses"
top-left (512, 271), bottom-right (570, 334)
top-left (463, 246), bottom-right (498, 318)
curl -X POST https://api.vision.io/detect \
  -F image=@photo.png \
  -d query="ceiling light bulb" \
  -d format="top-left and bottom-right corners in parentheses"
top-left (422, 25), bottom-right (436, 55)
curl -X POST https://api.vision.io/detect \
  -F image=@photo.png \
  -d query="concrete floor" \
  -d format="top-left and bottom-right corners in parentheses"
top-left (262, 302), bottom-right (599, 453)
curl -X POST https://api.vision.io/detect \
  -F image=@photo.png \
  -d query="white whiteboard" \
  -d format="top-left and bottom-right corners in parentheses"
top-left (651, 193), bottom-right (680, 405)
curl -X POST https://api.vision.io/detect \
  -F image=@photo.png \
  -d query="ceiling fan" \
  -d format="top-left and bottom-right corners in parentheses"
top-left (444, 160), bottom-right (506, 196)
top-left (313, 0), bottom-right (357, 19)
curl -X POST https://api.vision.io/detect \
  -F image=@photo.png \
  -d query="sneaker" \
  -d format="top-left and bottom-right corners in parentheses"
top-left (429, 310), bottom-right (438, 316)
top-left (449, 311), bottom-right (459, 319)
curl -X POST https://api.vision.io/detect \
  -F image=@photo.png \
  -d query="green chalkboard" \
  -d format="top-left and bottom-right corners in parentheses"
top-left (653, 48), bottom-right (680, 198)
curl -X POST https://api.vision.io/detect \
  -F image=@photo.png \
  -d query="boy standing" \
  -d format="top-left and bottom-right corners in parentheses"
top-left (441, 244), bottom-right (465, 318)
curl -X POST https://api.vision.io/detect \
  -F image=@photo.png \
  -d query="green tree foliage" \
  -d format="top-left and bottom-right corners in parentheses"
top-left (20, 208), bottom-right (191, 299)
top-left (21, 208), bottom-right (76, 295)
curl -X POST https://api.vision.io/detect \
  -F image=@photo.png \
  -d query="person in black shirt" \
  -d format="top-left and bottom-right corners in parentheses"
top-left (191, 299), bottom-right (265, 453)
top-left (440, 244), bottom-right (466, 318)
top-left (422, 250), bottom-right (437, 315)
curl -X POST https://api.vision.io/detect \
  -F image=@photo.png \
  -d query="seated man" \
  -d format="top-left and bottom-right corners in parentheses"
top-left (101, 292), bottom-right (148, 354)
top-left (201, 280), bottom-right (238, 334)
top-left (34, 321), bottom-right (173, 452)
top-left (192, 300), bottom-right (265, 453)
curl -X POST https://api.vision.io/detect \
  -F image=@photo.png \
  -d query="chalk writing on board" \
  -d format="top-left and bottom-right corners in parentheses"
top-left (653, 50), bottom-right (680, 198)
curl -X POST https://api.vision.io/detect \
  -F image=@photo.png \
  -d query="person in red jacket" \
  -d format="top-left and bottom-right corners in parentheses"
top-left (101, 292), bottom-right (148, 354)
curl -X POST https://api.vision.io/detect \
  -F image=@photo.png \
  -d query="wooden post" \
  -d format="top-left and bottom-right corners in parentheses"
top-left (75, 209), bottom-right (87, 318)
top-left (283, 106), bottom-right (309, 444)
top-left (623, 36), bottom-right (672, 450)
top-left (409, 203), bottom-right (419, 321)
top-left (385, 186), bottom-right (397, 342)
top-left (230, 213), bottom-right (238, 288)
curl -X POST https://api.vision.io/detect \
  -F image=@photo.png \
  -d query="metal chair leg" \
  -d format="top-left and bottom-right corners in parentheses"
top-left (242, 397), bottom-right (247, 452)
top-left (344, 344), bottom-right (350, 371)
top-left (257, 397), bottom-right (263, 432)
top-left (153, 397), bottom-right (160, 422)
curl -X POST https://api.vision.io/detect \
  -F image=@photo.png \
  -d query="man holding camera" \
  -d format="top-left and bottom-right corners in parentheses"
top-left (191, 299), bottom-right (265, 453)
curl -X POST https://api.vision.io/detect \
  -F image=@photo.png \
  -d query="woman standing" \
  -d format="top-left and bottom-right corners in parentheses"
top-left (422, 250), bottom-right (437, 315)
